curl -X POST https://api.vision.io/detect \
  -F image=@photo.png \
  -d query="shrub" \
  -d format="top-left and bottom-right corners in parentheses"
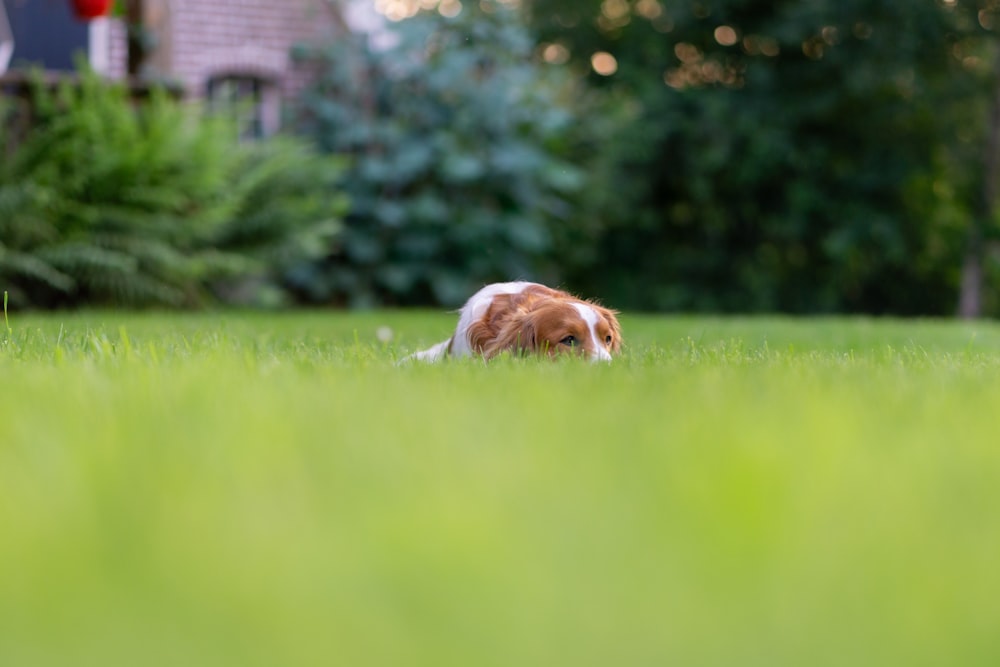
top-left (0, 66), bottom-right (346, 309)
top-left (291, 4), bottom-right (603, 307)
top-left (528, 0), bottom-right (980, 315)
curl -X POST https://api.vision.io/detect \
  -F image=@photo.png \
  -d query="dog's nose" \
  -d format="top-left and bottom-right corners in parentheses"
top-left (591, 347), bottom-right (613, 362)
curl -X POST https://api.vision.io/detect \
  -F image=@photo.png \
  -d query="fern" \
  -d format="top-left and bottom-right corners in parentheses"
top-left (0, 63), bottom-right (346, 308)
top-left (0, 244), bottom-right (75, 292)
top-left (217, 138), bottom-right (347, 264)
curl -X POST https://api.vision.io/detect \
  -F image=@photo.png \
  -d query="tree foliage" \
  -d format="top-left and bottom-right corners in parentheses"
top-left (526, 0), bottom-right (1000, 314)
top-left (292, 3), bottom-right (604, 307)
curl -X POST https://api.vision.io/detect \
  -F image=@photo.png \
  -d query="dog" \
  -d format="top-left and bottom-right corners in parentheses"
top-left (405, 281), bottom-right (622, 362)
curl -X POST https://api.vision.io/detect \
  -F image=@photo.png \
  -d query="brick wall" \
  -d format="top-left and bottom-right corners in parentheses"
top-left (104, 20), bottom-right (128, 80)
top-left (97, 0), bottom-right (335, 106)
top-left (168, 0), bottom-right (333, 101)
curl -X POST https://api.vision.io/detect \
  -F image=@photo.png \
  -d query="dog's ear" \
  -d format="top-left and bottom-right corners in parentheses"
top-left (485, 311), bottom-right (537, 358)
top-left (595, 305), bottom-right (623, 353)
top-left (467, 318), bottom-right (493, 355)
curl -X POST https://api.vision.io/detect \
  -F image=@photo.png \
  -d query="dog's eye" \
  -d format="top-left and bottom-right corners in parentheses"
top-left (605, 335), bottom-right (613, 346)
top-left (560, 335), bottom-right (577, 347)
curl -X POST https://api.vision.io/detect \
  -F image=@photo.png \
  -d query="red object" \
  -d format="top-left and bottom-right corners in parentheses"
top-left (70, 0), bottom-right (113, 20)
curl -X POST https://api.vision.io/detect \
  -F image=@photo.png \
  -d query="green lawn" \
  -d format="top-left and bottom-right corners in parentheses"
top-left (3, 310), bottom-right (1000, 666)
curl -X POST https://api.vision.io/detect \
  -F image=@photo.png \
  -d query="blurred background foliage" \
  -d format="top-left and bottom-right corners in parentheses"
top-left (288, 0), bottom-right (1000, 315)
top-left (291, 5), bottom-right (608, 307)
top-left (522, 0), bottom-right (1000, 314)
top-left (5, 0), bottom-right (1000, 315)
top-left (0, 68), bottom-right (346, 309)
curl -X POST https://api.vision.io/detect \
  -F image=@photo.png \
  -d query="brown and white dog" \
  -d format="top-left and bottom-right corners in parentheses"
top-left (406, 281), bottom-right (622, 362)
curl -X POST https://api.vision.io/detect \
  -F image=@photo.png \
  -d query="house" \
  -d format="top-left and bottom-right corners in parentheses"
top-left (1, 0), bottom-right (347, 137)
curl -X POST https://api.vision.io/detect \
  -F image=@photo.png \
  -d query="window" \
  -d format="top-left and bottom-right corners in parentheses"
top-left (206, 74), bottom-right (278, 140)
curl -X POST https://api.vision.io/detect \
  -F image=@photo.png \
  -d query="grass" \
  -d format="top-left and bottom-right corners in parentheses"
top-left (3, 308), bottom-right (1000, 666)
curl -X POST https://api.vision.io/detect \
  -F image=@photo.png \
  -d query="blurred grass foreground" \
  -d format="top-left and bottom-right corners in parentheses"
top-left (3, 310), bottom-right (1000, 666)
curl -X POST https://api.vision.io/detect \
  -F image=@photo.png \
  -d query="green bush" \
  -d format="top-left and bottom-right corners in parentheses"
top-left (0, 67), bottom-right (346, 309)
top-left (292, 4), bottom-right (604, 307)
top-left (529, 0), bottom-right (988, 315)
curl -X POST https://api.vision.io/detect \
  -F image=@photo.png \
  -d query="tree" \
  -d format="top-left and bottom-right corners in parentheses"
top-left (960, 43), bottom-right (1000, 318)
top-left (524, 0), bottom-right (1000, 315)
top-left (291, 2), bottom-right (604, 307)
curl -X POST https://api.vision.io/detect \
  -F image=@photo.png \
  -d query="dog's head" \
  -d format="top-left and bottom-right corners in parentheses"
top-left (486, 298), bottom-right (622, 361)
